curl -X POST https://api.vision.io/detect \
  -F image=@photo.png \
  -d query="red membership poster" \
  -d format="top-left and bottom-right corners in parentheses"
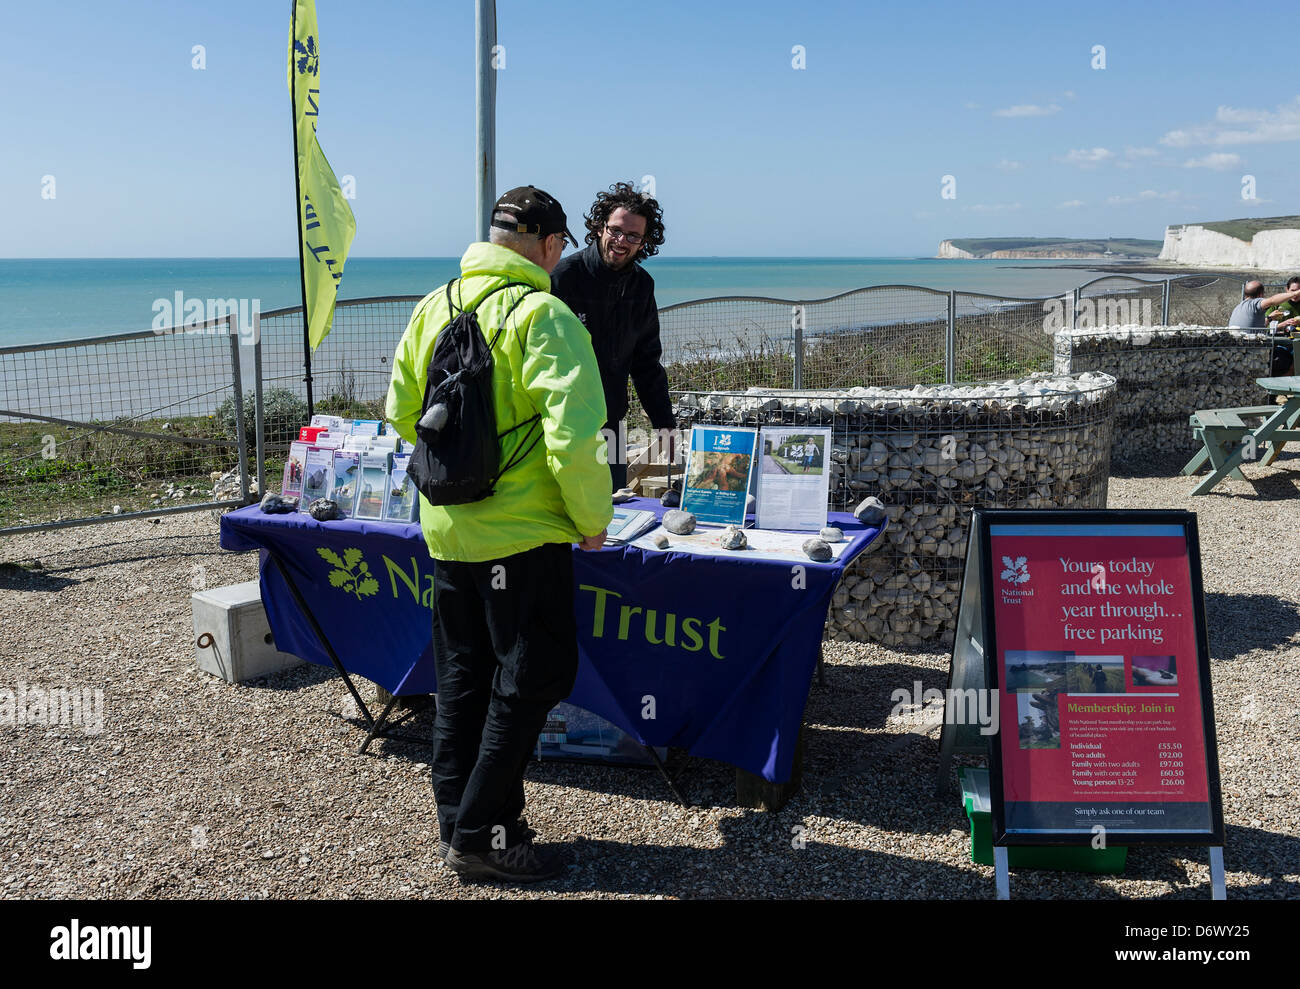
top-left (984, 514), bottom-right (1222, 843)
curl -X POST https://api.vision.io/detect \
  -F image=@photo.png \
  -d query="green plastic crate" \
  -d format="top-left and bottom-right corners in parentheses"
top-left (960, 767), bottom-right (1127, 874)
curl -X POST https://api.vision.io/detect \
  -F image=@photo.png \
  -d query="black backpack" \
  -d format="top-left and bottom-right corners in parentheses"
top-left (406, 279), bottom-right (543, 506)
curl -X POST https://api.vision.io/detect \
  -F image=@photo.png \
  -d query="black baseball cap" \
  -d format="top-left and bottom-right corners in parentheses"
top-left (491, 185), bottom-right (578, 247)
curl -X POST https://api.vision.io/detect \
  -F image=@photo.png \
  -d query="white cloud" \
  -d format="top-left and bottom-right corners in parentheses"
top-left (995, 159), bottom-right (1024, 172)
top-left (1058, 200), bottom-right (1085, 208)
top-left (962, 202), bottom-right (1023, 213)
top-left (1060, 147), bottom-right (1114, 166)
top-left (1105, 189), bottom-right (1183, 205)
top-left (1125, 146), bottom-right (1159, 158)
top-left (994, 103), bottom-right (1062, 118)
top-left (1183, 152), bottom-right (1243, 171)
top-left (1062, 90), bottom-right (1077, 100)
top-left (1160, 96), bottom-right (1300, 146)
top-left (963, 101), bottom-right (981, 110)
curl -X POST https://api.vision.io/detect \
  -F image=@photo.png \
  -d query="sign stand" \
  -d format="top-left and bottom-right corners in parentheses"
top-left (993, 846), bottom-right (1010, 900)
top-left (942, 509), bottom-right (1228, 900)
top-left (936, 522), bottom-right (991, 796)
top-left (1209, 846), bottom-right (1227, 900)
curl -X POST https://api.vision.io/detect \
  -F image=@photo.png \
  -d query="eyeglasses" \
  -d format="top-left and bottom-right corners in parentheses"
top-left (605, 225), bottom-right (644, 246)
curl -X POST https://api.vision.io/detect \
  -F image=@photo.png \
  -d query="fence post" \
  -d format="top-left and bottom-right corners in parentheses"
top-left (946, 290), bottom-right (956, 384)
top-left (1069, 289), bottom-right (1078, 330)
top-left (228, 314), bottom-right (250, 504)
top-left (1162, 279), bottom-right (1170, 326)
top-left (791, 304), bottom-right (804, 389)
top-left (253, 311), bottom-right (265, 498)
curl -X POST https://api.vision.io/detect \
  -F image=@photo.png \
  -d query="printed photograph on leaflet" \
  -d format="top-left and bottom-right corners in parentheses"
top-left (988, 523), bottom-right (1215, 836)
top-left (756, 426), bottom-right (831, 531)
top-left (681, 426), bottom-right (757, 526)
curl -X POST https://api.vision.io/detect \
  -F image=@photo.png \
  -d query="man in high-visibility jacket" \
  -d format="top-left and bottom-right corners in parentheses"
top-left (387, 186), bottom-right (613, 883)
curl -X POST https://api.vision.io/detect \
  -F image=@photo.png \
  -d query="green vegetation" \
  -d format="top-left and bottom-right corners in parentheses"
top-left (0, 415), bottom-right (236, 524)
top-left (947, 237), bottom-right (1162, 257)
top-left (1195, 214), bottom-right (1300, 244)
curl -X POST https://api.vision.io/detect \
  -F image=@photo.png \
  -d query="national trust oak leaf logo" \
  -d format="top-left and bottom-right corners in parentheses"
top-left (294, 36), bottom-right (319, 77)
top-left (318, 546), bottom-right (378, 600)
top-left (1000, 555), bottom-right (1030, 585)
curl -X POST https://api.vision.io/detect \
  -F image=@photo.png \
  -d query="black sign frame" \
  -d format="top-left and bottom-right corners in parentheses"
top-left (973, 509), bottom-right (1225, 848)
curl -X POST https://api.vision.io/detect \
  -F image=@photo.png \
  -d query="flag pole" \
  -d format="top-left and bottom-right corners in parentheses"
top-left (289, 0), bottom-right (315, 416)
top-left (475, 0), bottom-right (497, 241)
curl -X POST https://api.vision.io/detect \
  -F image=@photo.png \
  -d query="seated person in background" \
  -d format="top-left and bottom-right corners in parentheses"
top-left (1228, 280), bottom-right (1300, 331)
top-left (1263, 275), bottom-right (1300, 376)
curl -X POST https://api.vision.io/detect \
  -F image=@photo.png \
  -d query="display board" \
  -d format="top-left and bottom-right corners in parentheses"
top-left (681, 426), bottom-right (758, 525)
top-left (942, 509), bottom-right (1224, 847)
top-left (756, 426), bottom-right (831, 531)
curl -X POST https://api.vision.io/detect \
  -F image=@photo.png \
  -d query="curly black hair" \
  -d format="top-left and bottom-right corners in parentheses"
top-left (583, 181), bottom-right (666, 259)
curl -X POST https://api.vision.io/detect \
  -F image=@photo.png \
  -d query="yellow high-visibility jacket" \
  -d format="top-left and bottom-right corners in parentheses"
top-left (386, 242), bottom-right (613, 562)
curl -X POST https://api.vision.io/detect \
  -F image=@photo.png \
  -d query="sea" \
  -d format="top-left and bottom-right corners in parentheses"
top-left (0, 257), bottom-right (1144, 348)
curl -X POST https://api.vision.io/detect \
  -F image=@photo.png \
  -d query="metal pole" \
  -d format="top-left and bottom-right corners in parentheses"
top-left (228, 315), bottom-right (250, 504)
top-left (288, 0), bottom-right (315, 417)
top-left (475, 0), bottom-right (497, 242)
top-left (1069, 289), bottom-right (1078, 331)
top-left (946, 290), bottom-right (956, 384)
top-left (253, 314), bottom-right (265, 498)
top-left (791, 305), bottom-right (804, 389)
top-left (1162, 279), bottom-right (1170, 326)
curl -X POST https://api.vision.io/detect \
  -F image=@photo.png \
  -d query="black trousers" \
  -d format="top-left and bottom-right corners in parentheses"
top-left (606, 419), bottom-right (627, 493)
top-left (430, 542), bottom-right (578, 853)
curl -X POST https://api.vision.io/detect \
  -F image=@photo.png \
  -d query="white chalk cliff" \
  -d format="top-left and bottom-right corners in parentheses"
top-left (1159, 224), bottom-right (1300, 269)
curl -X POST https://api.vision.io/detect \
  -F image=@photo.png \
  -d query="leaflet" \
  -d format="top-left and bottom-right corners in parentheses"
top-left (680, 426), bottom-right (757, 526)
top-left (756, 426), bottom-right (831, 531)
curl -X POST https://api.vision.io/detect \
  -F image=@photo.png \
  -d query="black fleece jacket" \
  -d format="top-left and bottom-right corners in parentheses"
top-left (550, 243), bottom-right (676, 430)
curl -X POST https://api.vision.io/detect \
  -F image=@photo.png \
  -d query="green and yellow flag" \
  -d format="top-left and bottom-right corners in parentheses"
top-left (288, 0), bottom-right (356, 350)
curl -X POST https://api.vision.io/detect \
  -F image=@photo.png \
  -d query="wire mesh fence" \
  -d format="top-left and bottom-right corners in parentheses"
top-left (800, 286), bottom-right (950, 389)
top-left (255, 297), bottom-right (423, 479)
top-left (0, 314), bottom-right (248, 532)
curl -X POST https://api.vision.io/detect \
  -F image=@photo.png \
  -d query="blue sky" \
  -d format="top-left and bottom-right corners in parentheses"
top-left (1, 0), bottom-right (1296, 258)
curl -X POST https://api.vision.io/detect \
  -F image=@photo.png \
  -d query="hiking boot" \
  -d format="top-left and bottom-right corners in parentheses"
top-left (446, 837), bottom-right (565, 883)
top-left (438, 818), bottom-right (529, 863)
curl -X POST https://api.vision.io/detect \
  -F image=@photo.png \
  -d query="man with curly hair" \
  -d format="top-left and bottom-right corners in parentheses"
top-left (551, 181), bottom-right (676, 491)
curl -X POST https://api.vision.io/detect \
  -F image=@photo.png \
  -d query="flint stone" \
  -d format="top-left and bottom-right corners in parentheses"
top-left (820, 526), bottom-right (844, 543)
top-left (260, 492), bottom-right (299, 514)
top-left (660, 488), bottom-right (681, 508)
top-left (306, 498), bottom-right (341, 521)
top-left (719, 525), bottom-right (747, 550)
top-left (853, 496), bottom-right (887, 525)
top-left (802, 538), bottom-right (832, 562)
top-left (663, 509), bottom-right (696, 535)
top-left (652, 532), bottom-right (670, 549)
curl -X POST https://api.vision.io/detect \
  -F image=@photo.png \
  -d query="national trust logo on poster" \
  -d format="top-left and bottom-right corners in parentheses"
top-left (1000, 555), bottom-right (1033, 606)
top-left (1001, 555), bottom-right (1031, 585)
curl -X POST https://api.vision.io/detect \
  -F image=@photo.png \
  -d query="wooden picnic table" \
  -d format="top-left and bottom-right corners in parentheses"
top-left (1183, 376), bottom-right (1300, 495)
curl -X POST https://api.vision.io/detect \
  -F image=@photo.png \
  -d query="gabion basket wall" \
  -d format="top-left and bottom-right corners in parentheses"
top-left (1054, 327), bottom-right (1271, 462)
top-left (674, 372), bottom-right (1117, 649)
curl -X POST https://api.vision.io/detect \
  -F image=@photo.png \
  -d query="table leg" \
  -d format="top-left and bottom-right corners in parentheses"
top-left (736, 724), bottom-right (805, 811)
top-left (1181, 442), bottom-right (1211, 477)
top-left (1260, 399), bottom-right (1300, 466)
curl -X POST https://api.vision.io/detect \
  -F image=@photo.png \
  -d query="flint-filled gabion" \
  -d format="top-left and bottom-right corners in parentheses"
top-left (1054, 325), bottom-right (1271, 462)
top-left (674, 371), bottom-right (1117, 648)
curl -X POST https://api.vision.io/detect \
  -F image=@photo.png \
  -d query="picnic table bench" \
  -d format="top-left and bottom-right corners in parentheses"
top-left (1182, 377), bottom-right (1300, 495)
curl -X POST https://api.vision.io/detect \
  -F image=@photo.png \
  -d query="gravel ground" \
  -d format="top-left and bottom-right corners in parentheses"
top-left (1, 459), bottom-right (1297, 900)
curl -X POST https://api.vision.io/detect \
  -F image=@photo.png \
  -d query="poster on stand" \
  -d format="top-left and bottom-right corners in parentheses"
top-left (680, 426), bottom-right (758, 526)
top-left (965, 510), bottom-right (1223, 846)
top-left (756, 426), bottom-right (831, 531)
